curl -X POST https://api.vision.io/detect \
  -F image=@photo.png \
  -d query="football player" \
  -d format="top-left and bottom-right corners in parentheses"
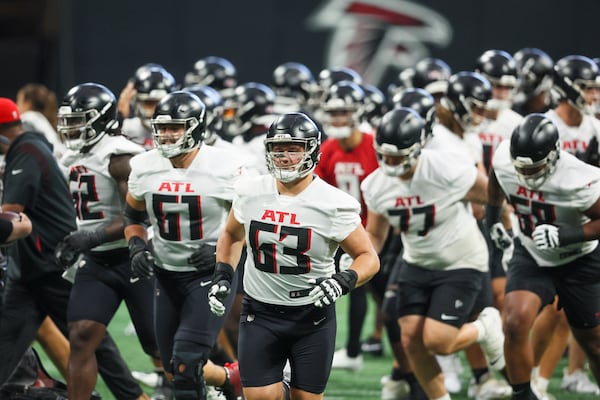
top-left (124, 91), bottom-right (247, 400)
top-left (487, 113), bottom-right (600, 400)
top-left (208, 112), bottom-right (379, 400)
top-left (362, 107), bottom-right (505, 400)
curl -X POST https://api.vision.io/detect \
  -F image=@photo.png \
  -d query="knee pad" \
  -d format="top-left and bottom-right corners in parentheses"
top-left (171, 350), bottom-right (208, 400)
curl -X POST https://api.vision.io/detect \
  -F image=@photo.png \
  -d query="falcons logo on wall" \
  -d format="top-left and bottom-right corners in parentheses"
top-left (307, 0), bottom-right (453, 85)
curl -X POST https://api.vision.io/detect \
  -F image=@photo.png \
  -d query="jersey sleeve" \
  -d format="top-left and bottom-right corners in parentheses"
top-left (126, 153), bottom-right (146, 201)
top-left (431, 150), bottom-right (478, 201)
top-left (572, 177), bottom-right (600, 211)
top-left (329, 193), bottom-right (362, 243)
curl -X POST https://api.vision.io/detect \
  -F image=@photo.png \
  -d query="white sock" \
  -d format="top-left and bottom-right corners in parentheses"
top-left (432, 394), bottom-right (451, 400)
top-left (531, 366), bottom-right (540, 380)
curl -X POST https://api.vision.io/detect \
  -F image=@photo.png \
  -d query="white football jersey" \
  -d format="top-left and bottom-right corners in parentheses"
top-left (128, 145), bottom-right (246, 271)
top-left (61, 135), bottom-right (145, 251)
top-left (493, 140), bottom-right (600, 266)
top-left (361, 149), bottom-right (488, 271)
top-left (233, 175), bottom-right (361, 306)
top-left (122, 117), bottom-right (154, 150)
top-left (545, 109), bottom-right (600, 157)
top-left (476, 108), bottom-right (523, 170)
top-left (232, 133), bottom-right (269, 175)
top-left (428, 124), bottom-right (479, 164)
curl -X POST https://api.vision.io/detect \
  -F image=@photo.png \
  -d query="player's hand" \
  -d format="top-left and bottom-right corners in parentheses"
top-left (489, 222), bottom-right (513, 250)
top-left (188, 243), bottom-right (216, 274)
top-left (532, 224), bottom-right (560, 249)
top-left (308, 270), bottom-right (358, 307)
top-left (208, 262), bottom-right (234, 316)
top-left (55, 229), bottom-right (105, 269)
top-left (118, 81), bottom-right (136, 119)
top-left (128, 236), bottom-right (154, 279)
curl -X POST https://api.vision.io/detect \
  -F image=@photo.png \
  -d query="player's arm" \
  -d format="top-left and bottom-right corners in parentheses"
top-left (579, 196), bottom-right (600, 241)
top-left (365, 209), bottom-right (391, 254)
top-left (340, 224), bottom-right (380, 288)
top-left (208, 210), bottom-right (245, 316)
top-left (103, 153), bottom-right (136, 241)
top-left (0, 212), bottom-right (32, 243)
top-left (215, 210), bottom-right (246, 270)
top-left (463, 168), bottom-right (488, 205)
top-left (124, 192), bottom-right (148, 242)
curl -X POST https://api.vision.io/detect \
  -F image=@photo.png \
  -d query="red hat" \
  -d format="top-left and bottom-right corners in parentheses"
top-left (0, 98), bottom-right (20, 124)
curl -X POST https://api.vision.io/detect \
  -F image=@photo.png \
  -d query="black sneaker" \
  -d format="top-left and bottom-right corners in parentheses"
top-left (361, 337), bottom-right (383, 357)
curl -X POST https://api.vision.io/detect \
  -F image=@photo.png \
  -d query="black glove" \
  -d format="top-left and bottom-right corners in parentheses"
top-left (55, 229), bottom-right (106, 269)
top-left (208, 262), bottom-right (235, 316)
top-left (308, 270), bottom-right (358, 307)
top-left (128, 236), bottom-right (154, 279)
top-left (187, 243), bottom-right (216, 274)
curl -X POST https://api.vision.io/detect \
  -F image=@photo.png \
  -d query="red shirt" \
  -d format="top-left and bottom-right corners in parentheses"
top-left (315, 133), bottom-right (379, 226)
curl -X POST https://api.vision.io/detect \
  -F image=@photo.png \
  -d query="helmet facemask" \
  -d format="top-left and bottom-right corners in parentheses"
top-left (375, 141), bottom-right (421, 177)
top-left (512, 147), bottom-right (559, 189)
top-left (151, 115), bottom-right (200, 158)
top-left (57, 105), bottom-right (109, 151)
top-left (265, 137), bottom-right (319, 183)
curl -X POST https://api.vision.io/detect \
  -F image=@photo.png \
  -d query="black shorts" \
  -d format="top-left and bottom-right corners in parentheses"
top-left (154, 267), bottom-right (238, 373)
top-left (397, 263), bottom-right (485, 328)
top-left (506, 240), bottom-right (600, 328)
top-left (238, 296), bottom-right (336, 394)
top-left (67, 249), bottom-right (157, 355)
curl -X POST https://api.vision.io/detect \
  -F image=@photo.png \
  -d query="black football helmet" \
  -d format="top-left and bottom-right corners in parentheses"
top-left (151, 91), bottom-right (206, 158)
top-left (183, 56), bottom-right (237, 92)
top-left (182, 85), bottom-right (224, 145)
top-left (265, 112), bottom-right (321, 183)
top-left (133, 65), bottom-right (176, 124)
top-left (413, 58), bottom-right (452, 96)
top-left (441, 71), bottom-right (492, 131)
top-left (58, 83), bottom-right (118, 151)
top-left (475, 50), bottom-right (518, 88)
top-left (510, 113), bottom-right (560, 189)
top-left (374, 107), bottom-right (424, 177)
top-left (272, 62), bottom-right (318, 107)
top-left (513, 48), bottom-right (554, 98)
top-left (318, 67), bottom-right (363, 90)
top-left (321, 81), bottom-right (365, 138)
top-left (552, 55), bottom-right (600, 114)
top-left (222, 82), bottom-right (276, 136)
top-left (359, 84), bottom-right (387, 128)
top-left (392, 88), bottom-right (436, 142)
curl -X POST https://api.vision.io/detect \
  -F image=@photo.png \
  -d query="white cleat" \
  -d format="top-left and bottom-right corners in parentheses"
top-left (331, 348), bottom-right (363, 371)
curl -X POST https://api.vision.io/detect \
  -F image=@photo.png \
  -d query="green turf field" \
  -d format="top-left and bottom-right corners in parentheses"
top-left (34, 296), bottom-right (596, 399)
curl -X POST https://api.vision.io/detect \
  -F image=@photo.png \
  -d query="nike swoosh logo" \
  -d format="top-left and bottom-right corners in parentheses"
top-left (11, 169), bottom-right (23, 175)
top-left (200, 280), bottom-right (212, 287)
top-left (129, 277), bottom-right (140, 284)
top-left (441, 313), bottom-right (459, 321)
top-left (313, 317), bottom-right (326, 326)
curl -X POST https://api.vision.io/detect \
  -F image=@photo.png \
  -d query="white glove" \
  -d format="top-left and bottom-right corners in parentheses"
top-left (308, 277), bottom-right (343, 307)
top-left (208, 283), bottom-right (230, 316)
top-left (489, 222), bottom-right (513, 250)
top-left (338, 253), bottom-right (353, 271)
top-left (532, 224), bottom-right (560, 249)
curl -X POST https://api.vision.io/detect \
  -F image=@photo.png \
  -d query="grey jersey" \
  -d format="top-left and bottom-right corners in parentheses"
top-left (493, 140), bottom-right (600, 266)
top-left (233, 175), bottom-right (361, 306)
top-left (61, 135), bottom-right (144, 251)
top-left (128, 145), bottom-right (246, 271)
